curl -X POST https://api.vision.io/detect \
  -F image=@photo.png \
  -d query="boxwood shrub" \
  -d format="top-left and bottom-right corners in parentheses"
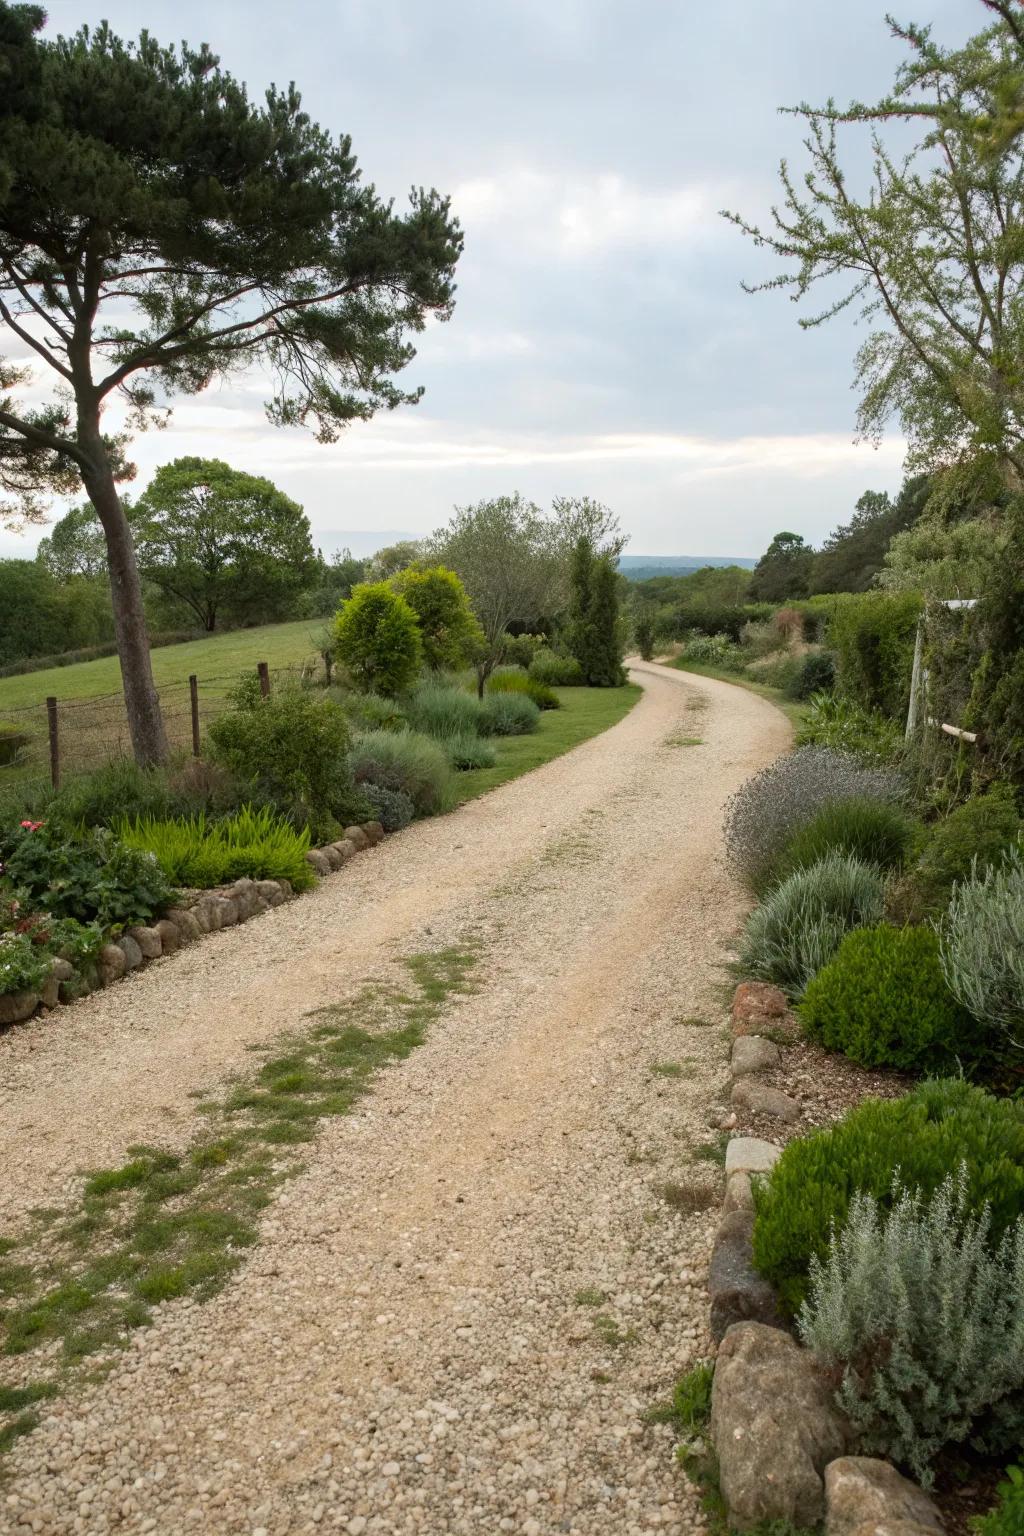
top-left (799, 924), bottom-right (973, 1073)
top-left (751, 1078), bottom-right (1024, 1316)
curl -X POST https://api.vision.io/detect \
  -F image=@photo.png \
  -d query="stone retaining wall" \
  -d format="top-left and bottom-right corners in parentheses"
top-left (0, 820), bottom-right (386, 1029)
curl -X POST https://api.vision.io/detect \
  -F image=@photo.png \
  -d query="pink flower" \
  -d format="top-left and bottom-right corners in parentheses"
top-left (18, 820), bottom-right (43, 832)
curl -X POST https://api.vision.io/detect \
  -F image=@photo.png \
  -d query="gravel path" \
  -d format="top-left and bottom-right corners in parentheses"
top-left (0, 662), bottom-right (790, 1536)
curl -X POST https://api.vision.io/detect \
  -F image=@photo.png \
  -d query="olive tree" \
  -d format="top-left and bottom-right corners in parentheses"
top-left (0, 4), bottom-right (461, 762)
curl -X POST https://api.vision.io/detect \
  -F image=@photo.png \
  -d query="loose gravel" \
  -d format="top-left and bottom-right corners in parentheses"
top-left (0, 661), bottom-right (790, 1535)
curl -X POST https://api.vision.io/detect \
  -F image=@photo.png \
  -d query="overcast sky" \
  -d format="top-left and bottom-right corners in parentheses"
top-left (3, 0), bottom-right (981, 560)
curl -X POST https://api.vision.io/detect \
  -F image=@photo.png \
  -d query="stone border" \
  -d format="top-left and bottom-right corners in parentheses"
top-left (704, 980), bottom-right (946, 1535)
top-left (0, 820), bottom-right (386, 1028)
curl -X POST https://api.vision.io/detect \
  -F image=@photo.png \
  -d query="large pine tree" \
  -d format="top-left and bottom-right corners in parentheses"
top-left (0, 4), bottom-right (461, 762)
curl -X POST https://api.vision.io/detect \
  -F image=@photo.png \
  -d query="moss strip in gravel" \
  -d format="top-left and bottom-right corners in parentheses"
top-left (0, 943), bottom-right (480, 1450)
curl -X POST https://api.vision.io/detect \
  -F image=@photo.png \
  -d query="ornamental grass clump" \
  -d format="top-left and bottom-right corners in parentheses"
top-left (478, 691), bottom-right (540, 737)
top-left (724, 745), bottom-right (906, 893)
top-left (405, 680), bottom-right (485, 741)
top-left (752, 1078), bottom-right (1024, 1317)
top-left (738, 851), bottom-right (886, 996)
top-left (767, 797), bottom-right (919, 890)
top-left (939, 847), bottom-right (1024, 1048)
top-left (349, 729), bottom-right (455, 817)
top-left (116, 805), bottom-right (315, 891)
top-left (799, 1173), bottom-right (1024, 1483)
top-left (800, 924), bottom-right (972, 1073)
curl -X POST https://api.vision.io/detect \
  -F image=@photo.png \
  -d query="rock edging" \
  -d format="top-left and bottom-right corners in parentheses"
top-left (704, 980), bottom-right (946, 1534)
top-left (0, 820), bottom-right (387, 1028)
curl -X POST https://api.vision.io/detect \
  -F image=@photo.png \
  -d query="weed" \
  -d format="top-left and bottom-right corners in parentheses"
top-left (665, 734), bottom-right (703, 748)
top-left (658, 1180), bottom-right (718, 1215)
top-left (677, 1015), bottom-right (714, 1028)
top-left (593, 1314), bottom-right (637, 1349)
top-left (574, 1287), bottom-right (607, 1307)
top-left (692, 1134), bottom-right (728, 1167)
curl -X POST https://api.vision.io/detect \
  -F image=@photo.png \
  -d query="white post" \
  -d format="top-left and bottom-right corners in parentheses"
top-left (905, 617), bottom-right (925, 740)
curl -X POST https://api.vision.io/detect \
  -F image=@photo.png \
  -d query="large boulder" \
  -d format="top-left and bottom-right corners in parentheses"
top-left (321, 844), bottom-right (344, 871)
top-left (709, 1210), bottom-right (786, 1340)
top-left (732, 981), bottom-right (788, 1035)
top-left (228, 878), bottom-right (264, 920)
top-left (343, 825), bottom-right (371, 852)
top-left (98, 943), bottom-right (127, 985)
top-left (712, 1321), bottom-right (846, 1530)
top-left (165, 907), bottom-right (202, 943)
top-left (361, 820), bottom-right (385, 844)
top-left (117, 934), bottom-right (144, 971)
top-left (0, 989), bottom-right (40, 1027)
top-left (305, 849), bottom-right (331, 877)
top-left (731, 1036), bottom-right (782, 1077)
top-left (824, 1458), bottom-right (943, 1536)
top-left (255, 879), bottom-right (287, 907)
top-left (732, 1078), bottom-right (801, 1123)
top-left (725, 1137), bottom-right (781, 1178)
top-left (126, 925), bottom-right (162, 960)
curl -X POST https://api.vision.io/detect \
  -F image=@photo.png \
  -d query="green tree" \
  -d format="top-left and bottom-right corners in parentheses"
top-left (567, 537), bottom-right (625, 685)
top-left (36, 501), bottom-right (116, 580)
top-left (134, 458), bottom-right (315, 632)
top-left (632, 595), bottom-right (657, 661)
top-left (0, 557), bottom-right (111, 663)
top-left (725, 8), bottom-right (1024, 486)
top-left (334, 582), bottom-right (422, 696)
top-left (748, 531), bottom-right (814, 602)
top-left (366, 540), bottom-right (424, 582)
top-left (967, 499), bottom-right (1024, 786)
top-left (0, 6), bottom-right (461, 763)
top-left (429, 495), bottom-right (562, 697)
top-left (392, 564), bottom-right (482, 671)
top-left (810, 480), bottom-right (931, 595)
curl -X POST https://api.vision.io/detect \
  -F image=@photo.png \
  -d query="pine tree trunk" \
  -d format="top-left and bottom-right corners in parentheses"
top-left (79, 423), bottom-right (169, 767)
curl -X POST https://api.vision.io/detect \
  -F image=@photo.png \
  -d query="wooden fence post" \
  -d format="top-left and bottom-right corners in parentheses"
top-left (257, 661), bottom-right (271, 698)
top-left (46, 696), bottom-right (60, 790)
top-left (189, 674), bottom-right (201, 756)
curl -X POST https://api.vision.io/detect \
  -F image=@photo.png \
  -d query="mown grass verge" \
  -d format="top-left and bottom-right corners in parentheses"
top-left (453, 683), bottom-right (641, 804)
top-left (0, 942), bottom-right (480, 1453)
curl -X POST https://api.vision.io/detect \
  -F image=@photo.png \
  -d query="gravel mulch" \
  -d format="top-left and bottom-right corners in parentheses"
top-left (0, 662), bottom-right (793, 1536)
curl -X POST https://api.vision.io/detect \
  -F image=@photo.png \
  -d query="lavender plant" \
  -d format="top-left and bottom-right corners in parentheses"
top-left (799, 1173), bottom-right (1024, 1483)
top-left (939, 847), bottom-right (1024, 1048)
top-left (724, 746), bottom-right (906, 892)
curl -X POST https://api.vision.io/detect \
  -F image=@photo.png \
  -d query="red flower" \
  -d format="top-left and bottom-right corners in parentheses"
top-left (18, 820), bottom-right (44, 832)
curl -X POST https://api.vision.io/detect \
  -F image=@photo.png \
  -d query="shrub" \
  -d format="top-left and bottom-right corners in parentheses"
top-left (41, 758), bottom-right (176, 830)
top-left (797, 692), bottom-right (905, 764)
top-left (487, 669), bottom-right (560, 710)
top-left (116, 806), bottom-right (315, 891)
top-left (405, 680), bottom-right (484, 741)
top-left (360, 783), bottom-right (414, 832)
top-left (208, 685), bottom-right (363, 842)
top-left (444, 733), bottom-right (497, 770)
top-left (501, 632), bottom-right (545, 670)
top-left (0, 930), bottom-right (54, 995)
top-left (0, 822), bottom-right (171, 930)
top-left (787, 650), bottom-right (836, 699)
top-left (828, 590), bottom-right (923, 717)
top-left (677, 630), bottom-right (744, 669)
top-left (752, 1078), bottom-right (1024, 1315)
top-left (349, 729), bottom-right (455, 817)
top-left (333, 582), bottom-right (422, 696)
top-left (0, 724), bottom-right (30, 767)
top-left (800, 925), bottom-right (973, 1072)
top-left (529, 649), bottom-right (583, 686)
top-left (893, 786), bottom-right (1022, 922)
top-left (974, 1467), bottom-right (1024, 1536)
top-left (739, 852), bottom-right (886, 995)
top-left (724, 746), bottom-right (907, 892)
top-left (478, 691), bottom-right (540, 736)
top-left (939, 846), bottom-right (1024, 1047)
top-left (391, 565), bottom-right (482, 671)
top-left (336, 690), bottom-right (408, 734)
top-left (765, 797), bottom-right (919, 892)
top-left (799, 1175), bottom-right (1024, 1482)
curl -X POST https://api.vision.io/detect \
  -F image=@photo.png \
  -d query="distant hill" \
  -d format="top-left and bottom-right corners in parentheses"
top-left (617, 554), bottom-right (757, 582)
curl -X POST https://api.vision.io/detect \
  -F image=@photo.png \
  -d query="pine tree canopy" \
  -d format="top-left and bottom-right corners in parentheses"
top-left (0, 2), bottom-right (463, 521)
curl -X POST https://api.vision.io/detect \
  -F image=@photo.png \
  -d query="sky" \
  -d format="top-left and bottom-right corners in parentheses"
top-left (2, 0), bottom-right (982, 561)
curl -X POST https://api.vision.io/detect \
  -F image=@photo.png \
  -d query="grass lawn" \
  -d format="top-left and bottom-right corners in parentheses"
top-left (667, 657), bottom-right (806, 731)
top-left (453, 683), bottom-right (641, 804)
top-left (0, 619), bottom-right (326, 712)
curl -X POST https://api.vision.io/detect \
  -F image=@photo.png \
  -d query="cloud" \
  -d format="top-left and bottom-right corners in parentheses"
top-left (452, 168), bottom-right (724, 259)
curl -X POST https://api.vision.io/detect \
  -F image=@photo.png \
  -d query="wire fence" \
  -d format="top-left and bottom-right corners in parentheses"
top-left (0, 659), bottom-right (326, 800)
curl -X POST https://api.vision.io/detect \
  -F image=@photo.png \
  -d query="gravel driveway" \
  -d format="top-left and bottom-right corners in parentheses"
top-left (0, 661), bottom-right (790, 1536)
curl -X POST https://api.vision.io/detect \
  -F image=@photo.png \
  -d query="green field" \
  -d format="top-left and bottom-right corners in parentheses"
top-left (0, 619), bottom-right (327, 712)
top-left (453, 683), bottom-right (641, 803)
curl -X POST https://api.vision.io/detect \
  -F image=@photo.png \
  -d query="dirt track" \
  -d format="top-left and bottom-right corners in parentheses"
top-left (0, 661), bottom-right (790, 1536)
